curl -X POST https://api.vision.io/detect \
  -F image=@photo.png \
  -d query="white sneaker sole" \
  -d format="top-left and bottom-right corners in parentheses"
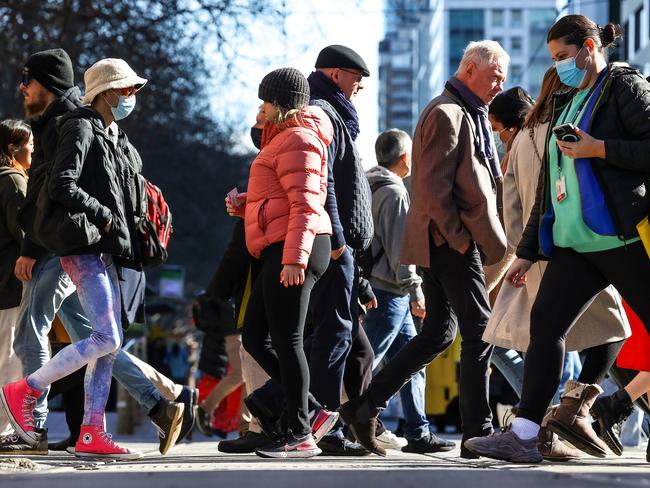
top-left (256, 447), bottom-right (322, 459)
top-left (74, 450), bottom-right (144, 461)
top-left (0, 388), bottom-right (38, 447)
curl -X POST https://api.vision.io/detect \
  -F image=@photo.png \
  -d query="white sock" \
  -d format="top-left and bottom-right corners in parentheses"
top-left (510, 417), bottom-right (540, 440)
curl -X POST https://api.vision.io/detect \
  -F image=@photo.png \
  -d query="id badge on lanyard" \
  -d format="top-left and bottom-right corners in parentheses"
top-left (555, 174), bottom-right (567, 203)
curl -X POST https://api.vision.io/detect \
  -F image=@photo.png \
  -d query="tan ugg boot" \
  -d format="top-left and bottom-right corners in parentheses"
top-left (538, 406), bottom-right (582, 462)
top-left (546, 380), bottom-right (609, 458)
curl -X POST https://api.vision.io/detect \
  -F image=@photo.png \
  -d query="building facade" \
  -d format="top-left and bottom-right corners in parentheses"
top-left (378, 1), bottom-right (565, 134)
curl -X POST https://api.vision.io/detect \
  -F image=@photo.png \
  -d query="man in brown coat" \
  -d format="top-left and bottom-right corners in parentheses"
top-left (340, 40), bottom-right (508, 458)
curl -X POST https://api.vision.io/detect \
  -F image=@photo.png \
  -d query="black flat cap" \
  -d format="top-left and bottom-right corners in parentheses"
top-left (315, 45), bottom-right (370, 77)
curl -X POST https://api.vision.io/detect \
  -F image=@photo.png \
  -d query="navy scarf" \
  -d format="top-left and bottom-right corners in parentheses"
top-left (446, 77), bottom-right (502, 180)
top-left (308, 71), bottom-right (360, 140)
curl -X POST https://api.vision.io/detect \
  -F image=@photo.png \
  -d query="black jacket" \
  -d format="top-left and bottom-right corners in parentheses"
top-left (20, 87), bottom-right (82, 259)
top-left (0, 167), bottom-right (26, 309)
top-left (518, 64), bottom-right (650, 261)
top-left (310, 98), bottom-right (373, 251)
top-left (47, 106), bottom-right (138, 260)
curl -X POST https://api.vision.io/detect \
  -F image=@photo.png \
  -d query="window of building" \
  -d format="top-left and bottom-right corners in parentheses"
top-left (511, 9), bottom-right (523, 28)
top-left (624, 20), bottom-right (630, 60)
top-left (510, 65), bottom-right (523, 84)
top-left (635, 7), bottom-right (642, 53)
top-left (449, 9), bottom-right (485, 75)
top-left (511, 37), bottom-right (522, 56)
top-left (493, 36), bottom-right (503, 48)
top-left (492, 9), bottom-right (504, 27)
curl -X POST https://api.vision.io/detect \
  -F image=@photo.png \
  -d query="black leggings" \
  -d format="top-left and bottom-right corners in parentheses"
top-left (519, 242), bottom-right (650, 424)
top-left (578, 340), bottom-right (625, 385)
top-left (242, 235), bottom-right (331, 435)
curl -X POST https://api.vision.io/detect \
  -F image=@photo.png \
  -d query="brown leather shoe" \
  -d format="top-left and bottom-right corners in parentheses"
top-left (537, 426), bottom-right (582, 462)
top-left (546, 380), bottom-right (608, 458)
top-left (338, 396), bottom-right (386, 457)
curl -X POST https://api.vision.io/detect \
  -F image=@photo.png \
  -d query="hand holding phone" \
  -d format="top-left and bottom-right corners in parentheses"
top-left (553, 123), bottom-right (580, 143)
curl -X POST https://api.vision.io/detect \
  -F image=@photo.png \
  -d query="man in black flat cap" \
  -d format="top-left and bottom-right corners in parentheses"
top-left (302, 45), bottom-right (381, 455)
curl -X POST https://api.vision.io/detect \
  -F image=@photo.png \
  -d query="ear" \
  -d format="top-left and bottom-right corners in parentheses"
top-left (584, 37), bottom-right (597, 53)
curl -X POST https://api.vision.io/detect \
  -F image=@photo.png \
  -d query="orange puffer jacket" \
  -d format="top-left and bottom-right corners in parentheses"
top-left (244, 105), bottom-right (333, 268)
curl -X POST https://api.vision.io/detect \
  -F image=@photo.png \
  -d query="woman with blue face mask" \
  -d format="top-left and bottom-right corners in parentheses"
top-left (465, 14), bottom-right (650, 464)
top-left (0, 59), bottom-right (147, 461)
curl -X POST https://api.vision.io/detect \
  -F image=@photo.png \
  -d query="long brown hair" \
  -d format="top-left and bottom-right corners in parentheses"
top-left (523, 67), bottom-right (566, 129)
top-left (0, 119), bottom-right (31, 174)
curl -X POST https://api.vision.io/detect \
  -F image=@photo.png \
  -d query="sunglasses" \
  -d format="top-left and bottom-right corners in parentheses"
top-left (21, 68), bottom-right (30, 87)
top-left (113, 86), bottom-right (138, 97)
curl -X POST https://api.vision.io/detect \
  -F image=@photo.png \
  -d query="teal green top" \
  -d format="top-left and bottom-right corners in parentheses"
top-left (549, 89), bottom-right (635, 252)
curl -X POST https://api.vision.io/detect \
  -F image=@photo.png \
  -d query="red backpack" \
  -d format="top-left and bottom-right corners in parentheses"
top-left (134, 174), bottom-right (173, 266)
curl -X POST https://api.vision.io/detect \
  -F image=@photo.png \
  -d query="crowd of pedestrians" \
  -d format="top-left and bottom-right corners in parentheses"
top-left (1, 12), bottom-right (650, 465)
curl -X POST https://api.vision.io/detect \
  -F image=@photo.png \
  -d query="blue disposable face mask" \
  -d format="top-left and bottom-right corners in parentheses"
top-left (105, 92), bottom-right (136, 121)
top-left (555, 46), bottom-right (588, 88)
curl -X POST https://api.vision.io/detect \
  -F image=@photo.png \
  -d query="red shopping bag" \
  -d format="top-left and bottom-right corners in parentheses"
top-left (197, 371), bottom-right (243, 434)
top-left (618, 301), bottom-right (650, 372)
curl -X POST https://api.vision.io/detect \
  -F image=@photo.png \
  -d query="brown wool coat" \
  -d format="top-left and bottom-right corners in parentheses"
top-left (401, 89), bottom-right (506, 267)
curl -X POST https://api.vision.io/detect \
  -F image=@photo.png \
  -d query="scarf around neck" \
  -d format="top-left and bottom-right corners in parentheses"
top-left (446, 77), bottom-right (502, 180)
top-left (308, 71), bottom-right (360, 140)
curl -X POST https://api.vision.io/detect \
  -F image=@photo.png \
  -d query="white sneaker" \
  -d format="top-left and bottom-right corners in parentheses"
top-left (376, 429), bottom-right (407, 450)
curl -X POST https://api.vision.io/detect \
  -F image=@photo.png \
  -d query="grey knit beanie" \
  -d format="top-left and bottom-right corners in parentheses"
top-left (258, 67), bottom-right (310, 110)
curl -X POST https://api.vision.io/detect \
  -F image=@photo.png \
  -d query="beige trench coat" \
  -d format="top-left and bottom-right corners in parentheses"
top-left (483, 123), bottom-right (631, 351)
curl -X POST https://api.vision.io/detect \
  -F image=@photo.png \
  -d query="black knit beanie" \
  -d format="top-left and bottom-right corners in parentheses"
top-left (258, 68), bottom-right (310, 110)
top-left (24, 48), bottom-right (74, 96)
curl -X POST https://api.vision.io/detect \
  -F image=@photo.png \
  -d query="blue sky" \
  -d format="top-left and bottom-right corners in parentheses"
top-left (206, 0), bottom-right (384, 167)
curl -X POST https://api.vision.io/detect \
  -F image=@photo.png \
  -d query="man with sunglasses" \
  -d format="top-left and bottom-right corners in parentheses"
top-left (4, 49), bottom-right (194, 457)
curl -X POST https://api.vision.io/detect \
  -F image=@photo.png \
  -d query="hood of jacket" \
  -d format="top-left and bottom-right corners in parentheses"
top-left (366, 165), bottom-right (403, 189)
top-left (31, 86), bottom-right (82, 130)
top-left (0, 166), bottom-right (24, 179)
top-left (261, 105), bottom-right (333, 148)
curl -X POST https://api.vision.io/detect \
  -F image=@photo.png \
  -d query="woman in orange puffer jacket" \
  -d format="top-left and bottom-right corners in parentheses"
top-left (226, 68), bottom-right (332, 458)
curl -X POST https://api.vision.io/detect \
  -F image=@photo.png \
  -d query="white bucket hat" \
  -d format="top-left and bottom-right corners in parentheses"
top-left (82, 58), bottom-right (147, 105)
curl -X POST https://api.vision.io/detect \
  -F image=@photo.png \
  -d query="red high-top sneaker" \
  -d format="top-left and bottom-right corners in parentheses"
top-left (75, 425), bottom-right (143, 460)
top-left (0, 379), bottom-right (41, 446)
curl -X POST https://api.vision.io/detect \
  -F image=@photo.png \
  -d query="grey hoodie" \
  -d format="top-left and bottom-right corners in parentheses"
top-left (366, 165), bottom-right (423, 302)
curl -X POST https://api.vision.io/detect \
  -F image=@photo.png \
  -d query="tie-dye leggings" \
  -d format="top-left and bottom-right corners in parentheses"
top-left (27, 254), bottom-right (122, 426)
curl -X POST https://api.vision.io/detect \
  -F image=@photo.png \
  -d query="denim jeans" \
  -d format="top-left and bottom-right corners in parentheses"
top-left (364, 288), bottom-right (428, 440)
top-left (14, 255), bottom-right (160, 427)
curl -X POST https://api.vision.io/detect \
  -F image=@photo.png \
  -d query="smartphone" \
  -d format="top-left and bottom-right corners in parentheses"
top-left (227, 187), bottom-right (241, 209)
top-left (552, 123), bottom-right (580, 142)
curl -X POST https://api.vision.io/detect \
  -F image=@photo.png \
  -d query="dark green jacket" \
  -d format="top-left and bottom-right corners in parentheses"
top-left (0, 167), bottom-right (26, 309)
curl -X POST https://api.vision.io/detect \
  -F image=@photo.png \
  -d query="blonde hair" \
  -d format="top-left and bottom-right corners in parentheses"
top-left (269, 105), bottom-right (302, 125)
top-left (455, 40), bottom-right (510, 76)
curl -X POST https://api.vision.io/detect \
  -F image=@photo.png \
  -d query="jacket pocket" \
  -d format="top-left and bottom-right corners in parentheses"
top-left (257, 198), bottom-right (268, 232)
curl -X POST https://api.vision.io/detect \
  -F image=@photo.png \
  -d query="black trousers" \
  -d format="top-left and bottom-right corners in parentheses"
top-left (367, 241), bottom-right (494, 440)
top-left (343, 324), bottom-right (374, 401)
top-left (519, 242), bottom-right (650, 424)
top-left (242, 235), bottom-right (331, 435)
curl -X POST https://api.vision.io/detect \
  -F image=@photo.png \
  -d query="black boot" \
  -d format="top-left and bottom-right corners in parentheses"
top-left (590, 388), bottom-right (633, 456)
top-left (338, 396), bottom-right (385, 456)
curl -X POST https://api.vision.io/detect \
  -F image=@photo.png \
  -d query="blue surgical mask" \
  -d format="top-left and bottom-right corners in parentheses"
top-left (105, 92), bottom-right (136, 121)
top-left (555, 46), bottom-right (588, 88)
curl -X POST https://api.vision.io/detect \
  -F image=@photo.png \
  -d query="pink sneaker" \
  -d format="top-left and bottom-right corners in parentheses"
top-left (311, 408), bottom-right (340, 443)
top-left (0, 379), bottom-right (41, 446)
top-left (75, 425), bottom-right (143, 460)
